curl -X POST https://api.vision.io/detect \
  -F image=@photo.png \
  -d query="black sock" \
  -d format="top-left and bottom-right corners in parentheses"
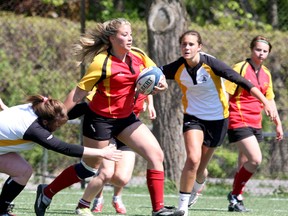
top-left (0, 177), bottom-right (25, 213)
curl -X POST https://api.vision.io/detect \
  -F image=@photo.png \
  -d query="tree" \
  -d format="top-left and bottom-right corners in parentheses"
top-left (268, 0), bottom-right (278, 28)
top-left (145, 0), bottom-right (188, 186)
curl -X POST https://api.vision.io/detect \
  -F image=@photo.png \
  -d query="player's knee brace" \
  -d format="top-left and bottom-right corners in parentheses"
top-left (74, 160), bottom-right (99, 179)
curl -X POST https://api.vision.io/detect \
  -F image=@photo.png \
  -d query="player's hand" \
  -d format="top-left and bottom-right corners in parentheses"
top-left (152, 75), bottom-right (168, 94)
top-left (102, 145), bottom-right (122, 161)
top-left (263, 102), bottom-right (276, 121)
top-left (276, 124), bottom-right (284, 141)
top-left (148, 103), bottom-right (156, 119)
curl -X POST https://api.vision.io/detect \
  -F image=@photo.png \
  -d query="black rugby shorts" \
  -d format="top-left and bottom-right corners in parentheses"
top-left (83, 108), bottom-right (140, 141)
top-left (227, 127), bottom-right (263, 143)
top-left (183, 114), bottom-right (228, 148)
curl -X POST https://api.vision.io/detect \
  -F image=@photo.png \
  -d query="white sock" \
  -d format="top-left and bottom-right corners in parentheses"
top-left (178, 193), bottom-right (190, 215)
top-left (95, 196), bottom-right (104, 204)
top-left (113, 195), bottom-right (121, 202)
top-left (193, 180), bottom-right (206, 193)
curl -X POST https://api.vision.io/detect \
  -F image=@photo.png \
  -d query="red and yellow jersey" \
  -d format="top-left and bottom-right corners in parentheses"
top-left (225, 59), bottom-right (274, 129)
top-left (86, 88), bottom-right (147, 117)
top-left (78, 47), bottom-right (155, 118)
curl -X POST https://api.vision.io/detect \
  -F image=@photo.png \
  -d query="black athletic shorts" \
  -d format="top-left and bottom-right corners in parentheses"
top-left (183, 114), bottom-right (228, 148)
top-left (83, 107), bottom-right (140, 141)
top-left (227, 127), bottom-right (263, 143)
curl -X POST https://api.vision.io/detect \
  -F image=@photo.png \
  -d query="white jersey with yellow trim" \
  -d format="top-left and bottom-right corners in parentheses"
top-left (161, 53), bottom-right (254, 121)
top-left (0, 103), bottom-right (84, 157)
top-left (0, 103), bottom-right (37, 154)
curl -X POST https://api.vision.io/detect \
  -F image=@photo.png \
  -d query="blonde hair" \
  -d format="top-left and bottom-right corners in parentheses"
top-left (74, 18), bottom-right (131, 65)
top-left (26, 95), bottom-right (68, 123)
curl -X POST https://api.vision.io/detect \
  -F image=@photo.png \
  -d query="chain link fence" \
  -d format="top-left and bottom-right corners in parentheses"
top-left (0, 0), bottom-right (288, 186)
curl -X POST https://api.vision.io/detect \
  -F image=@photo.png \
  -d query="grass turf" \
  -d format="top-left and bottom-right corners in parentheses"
top-left (11, 185), bottom-right (288, 216)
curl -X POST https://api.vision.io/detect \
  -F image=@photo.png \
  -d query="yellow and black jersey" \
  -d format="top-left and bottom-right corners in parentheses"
top-left (161, 53), bottom-right (254, 120)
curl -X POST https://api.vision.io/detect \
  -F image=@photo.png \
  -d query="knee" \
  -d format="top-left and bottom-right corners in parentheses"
top-left (185, 155), bottom-right (201, 170)
top-left (111, 175), bottom-right (130, 187)
top-left (250, 157), bottom-right (262, 167)
top-left (97, 167), bottom-right (115, 183)
top-left (197, 168), bottom-right (208, 180)
top-left (147, 148), bottom-right (164, 164)
top-left (26, 165), bottom-right (33, 178)
top-left (154, 148), bottom-right (164, 162)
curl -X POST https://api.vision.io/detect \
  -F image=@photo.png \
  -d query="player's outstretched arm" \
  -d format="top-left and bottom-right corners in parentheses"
top-left (82, 145), bottom-right (122, 161)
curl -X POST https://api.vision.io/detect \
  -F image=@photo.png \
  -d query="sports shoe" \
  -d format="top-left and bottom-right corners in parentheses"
top-left (227, 192), bottom-right (248, 212)
top-left (34, 184), bottom-right (51, 216)
top-left (0, 212), bottom-right (16, 216)
top-left (152, 207), bottom-right (185, 216)
top-left (188, 191), bottom-right (202, 207)
top-left (112, 199), bottom-right (126, 214)
top-left (7, 203), bottom-right (15, 212)
top-left (0, 203), bottom-right (16, 216)
top-left (91, 198), bottom-right (104, 213)
top-left (75, 207), bottom-right (94, 216)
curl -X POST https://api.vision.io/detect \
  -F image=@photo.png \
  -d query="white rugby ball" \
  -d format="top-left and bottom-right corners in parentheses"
top-left (136, 66), bottom-right (163, 95)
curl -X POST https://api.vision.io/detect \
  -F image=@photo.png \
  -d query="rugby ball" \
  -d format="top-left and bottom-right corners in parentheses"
top-left (136, 66), bottom-right (163, 95)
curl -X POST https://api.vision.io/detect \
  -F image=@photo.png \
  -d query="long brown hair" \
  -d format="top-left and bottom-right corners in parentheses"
top-left (26, 95), bottom-right (68, 123)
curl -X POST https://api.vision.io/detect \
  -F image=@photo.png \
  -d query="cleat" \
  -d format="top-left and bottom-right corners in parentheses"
top-left (188, 181), bottom-right (205, 208)
top-left (75, 207), bottom-right (94, 216)
top-left (7, 203), bottom-right (15, 213)
top-left (152, 207), bottom-right (185, 216)
top-left (0, 213), bottom-right (16, 216)
top-left (0, 202), bottom-right (16, 216)
top-left (91, 198), bottom-right (104, 213)
top-left (188, 192), bottom-right (202, 207)
top-left (34, 184), bottom-right (51, 216)
top-left (227, 192), bottom-right (248, 212)
top-left (163, 206), bottom-right (177, 210)
top-left (112, 199), bottom-right (126, 214)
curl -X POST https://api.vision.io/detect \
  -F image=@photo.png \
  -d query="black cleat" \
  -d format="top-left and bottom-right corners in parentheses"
top-left (34, 184), bottom-right (51, 216)
top-left (227, 191), bottom-right (248, 212)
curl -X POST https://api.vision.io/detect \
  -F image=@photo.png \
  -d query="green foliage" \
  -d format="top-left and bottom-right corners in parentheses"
top-left (210, 1), bottom-right (272, 31)
top-left (164, 178), bottom-right (178, 194)
top-left (0, 12), bottom-right (79, 106)
top-left (87, 0), bottom-right (145, 22)
top-left (41, 0), bottom-right (65, 7)
top-left (208, 146), bottom-right (238, 178)
top-left (185, 0), bottom-right (284, 31)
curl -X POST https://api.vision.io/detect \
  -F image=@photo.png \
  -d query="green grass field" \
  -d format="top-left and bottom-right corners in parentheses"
top-left (12, 185), bottom-right (288, 216)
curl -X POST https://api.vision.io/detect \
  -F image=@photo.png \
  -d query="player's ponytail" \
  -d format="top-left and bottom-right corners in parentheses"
top-left (27, 95), bottom-right (68, 124)
top-left (73, 18), bottom-right (131, 66)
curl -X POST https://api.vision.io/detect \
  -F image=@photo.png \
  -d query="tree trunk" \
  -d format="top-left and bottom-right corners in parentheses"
top-left (113, 0), bottom-right (124, 12)
top-left (145, 0), bottom-right (188, 186)
top-left (268, 0), bottom-right (278, 28)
